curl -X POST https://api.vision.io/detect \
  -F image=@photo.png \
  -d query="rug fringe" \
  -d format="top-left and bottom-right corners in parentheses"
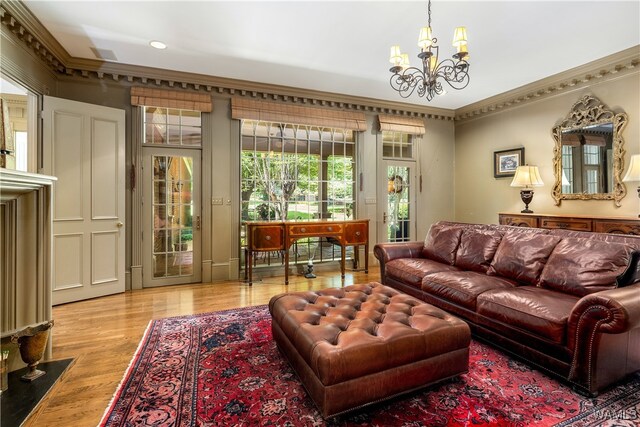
top-left (97, 319), bottom-right (155, 427)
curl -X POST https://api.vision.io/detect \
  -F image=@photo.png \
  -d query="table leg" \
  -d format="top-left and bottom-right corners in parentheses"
top-left (248, 249), bottom-right (253, 286)
top-left (284, 248), bottom-right (290, 286)
top-left (340, 245), bottom-right (346, 281)
top-left (244, 248), bottom-right (248, 281)
top-left (364, 242), bottom-right (369, 273)
top-left (353, 245), bottom-right (359, 270)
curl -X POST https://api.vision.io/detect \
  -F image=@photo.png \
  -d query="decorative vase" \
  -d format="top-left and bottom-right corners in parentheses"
top-left (11, 320), bottom-right (54, 382)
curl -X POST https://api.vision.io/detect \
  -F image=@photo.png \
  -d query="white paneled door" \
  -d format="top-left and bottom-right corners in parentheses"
top-left (43, 96), bottom-right (125, 305)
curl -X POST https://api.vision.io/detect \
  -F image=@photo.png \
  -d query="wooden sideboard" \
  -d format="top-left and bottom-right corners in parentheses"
top-left (498, 213), bottom-right (640, 235)
top-left (244, 219), bottom-right (369, 285)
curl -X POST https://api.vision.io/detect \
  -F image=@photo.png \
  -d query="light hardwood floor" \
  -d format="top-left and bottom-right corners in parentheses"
top-left (25, 268), bottom-right (379, 427)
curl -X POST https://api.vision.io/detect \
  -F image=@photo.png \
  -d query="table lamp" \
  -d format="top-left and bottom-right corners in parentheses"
top-left (623, 154), bottom-right (640, 218)
top-left (510, 165), bottom-right (544, 213)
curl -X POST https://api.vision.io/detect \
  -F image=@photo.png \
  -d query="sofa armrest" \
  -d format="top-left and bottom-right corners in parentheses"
top-left (568, 282), bottom-right (640, 342)
top-left (373, 241), bottom-right (424, 264)
top-left (566, 282), bottom-right (640, 390)
top-left (374, 241), bottom-right (425, 283)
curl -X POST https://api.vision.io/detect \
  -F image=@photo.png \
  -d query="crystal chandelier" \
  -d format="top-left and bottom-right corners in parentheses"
top-left (388, 0), bottom-right (470, 101)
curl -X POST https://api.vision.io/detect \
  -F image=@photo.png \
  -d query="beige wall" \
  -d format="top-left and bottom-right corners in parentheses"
top-left (454, 72), bottom-right (640, 224)
top-left (418, 117), bottom-right (456, 236)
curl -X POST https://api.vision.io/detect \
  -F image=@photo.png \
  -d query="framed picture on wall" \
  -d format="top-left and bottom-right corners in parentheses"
top-left (494, 148), bottom-right (524, 178)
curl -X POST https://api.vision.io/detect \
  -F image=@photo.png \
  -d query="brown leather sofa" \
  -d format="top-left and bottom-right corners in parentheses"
top-left (374, 221), bottom-right (640, 396)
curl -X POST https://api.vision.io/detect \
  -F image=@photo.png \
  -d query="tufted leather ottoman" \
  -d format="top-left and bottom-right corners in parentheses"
top-left (268, 282), bottom-right (470, 418)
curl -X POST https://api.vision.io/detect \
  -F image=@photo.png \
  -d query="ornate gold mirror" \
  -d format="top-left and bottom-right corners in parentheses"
top-left (551, 95), bottom-right (627, 206)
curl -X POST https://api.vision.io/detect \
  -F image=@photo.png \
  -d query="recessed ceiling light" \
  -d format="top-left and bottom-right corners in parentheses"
top-left (149, 40), bottom-right (167, 50)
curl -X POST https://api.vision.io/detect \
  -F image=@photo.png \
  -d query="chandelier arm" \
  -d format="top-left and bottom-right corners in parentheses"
top-left (389, 67), bottom-right (427, 98)
top-left (434, 60), bottom-right (471, 89)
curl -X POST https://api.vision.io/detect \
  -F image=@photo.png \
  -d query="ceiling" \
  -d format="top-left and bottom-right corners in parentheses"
top-left (22, 1), bottom-right (640, 110)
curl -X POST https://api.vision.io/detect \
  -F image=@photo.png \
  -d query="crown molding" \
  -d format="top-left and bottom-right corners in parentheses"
top-left (61, 57), bottom-right (455, 120)
top-left (0, 1), bottom-right (69, 72)
top-left (454, 46), bottom-right (640, 122)
top-left (0, 1), bottom-right (454, 121)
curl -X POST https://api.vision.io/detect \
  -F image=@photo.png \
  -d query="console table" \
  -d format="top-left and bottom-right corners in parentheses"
top-left (498, 212), bottom-right (640, 235)
top-left (244, 219), bottom-right (369, 285)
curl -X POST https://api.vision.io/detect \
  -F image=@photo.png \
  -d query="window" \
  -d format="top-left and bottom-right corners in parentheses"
top-left (382, 131), bottom-right (414, 159)
top-left (241, 121), bottom-right (355, 221)
top-left (143, 107), bottom-right (202, 146)
top-left (241, 120), bottom-right (356, 267)
top-left (561, 145), bottom-right (573, 193)
top-left (583, 145), bottom-right (600, 193)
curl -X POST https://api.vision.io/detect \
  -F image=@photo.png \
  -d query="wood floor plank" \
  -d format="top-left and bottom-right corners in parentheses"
top-left (22, 269), bottom-right (378, 426)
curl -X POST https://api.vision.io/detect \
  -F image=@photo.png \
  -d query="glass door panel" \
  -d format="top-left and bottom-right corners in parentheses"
top-left (379, 162), bottom-right (415, 243)
top-left (143, 148), bottom-right (201, 287)
top-left (387, 165), bottom-right (412, 242)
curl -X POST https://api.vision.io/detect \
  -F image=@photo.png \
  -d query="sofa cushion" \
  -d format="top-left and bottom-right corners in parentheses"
top-left (539, 238), bottom-right (634, 297)
top-left (386, 258), bottom-right (460, 289)
top-left (422, 223), bottom-right (464, 265)
top-left (487, 232), bottom-right (562, 285)
top-left (476, 287), bottom-right (579, 344)
top-left (455, 228), bottom-right (503, 273)
top-left (422, 271), bottom-right (518, 310)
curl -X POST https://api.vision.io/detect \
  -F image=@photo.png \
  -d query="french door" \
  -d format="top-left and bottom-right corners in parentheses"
top-left (378, 161), bottom-right (416, 243)
top-left (142, 147), bottom-right (201, 287)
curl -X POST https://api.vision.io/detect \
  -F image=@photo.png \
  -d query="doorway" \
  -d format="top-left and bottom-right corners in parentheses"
top-left (142, 148), bottom-right (202, 287)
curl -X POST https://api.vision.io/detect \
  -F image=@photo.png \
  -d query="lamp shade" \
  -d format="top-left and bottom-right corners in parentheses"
top-left (418, 26), bottom-right (433, 49)
top-left (623, 154), bottom-right (640, 183)
top-left (510, 166), bottom-right (544, 188)
top-left (389, 45), bottom-right (402, 65)
top-left (452, 27), bottom-right (468, 47)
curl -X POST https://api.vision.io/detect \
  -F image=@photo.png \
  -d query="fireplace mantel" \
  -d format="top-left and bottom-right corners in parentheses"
top-left (1, 169), bottom-right (56, 371)
top-left (1, 169), bottom-right (57, 202)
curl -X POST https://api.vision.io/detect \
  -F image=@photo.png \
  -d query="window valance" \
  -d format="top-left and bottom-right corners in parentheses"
top-left (130, 87), bottom-right (212, 112)
top-left (231, 98), bottom-right (366, 131)
top-left (378, 114), bottom-right (425, 135)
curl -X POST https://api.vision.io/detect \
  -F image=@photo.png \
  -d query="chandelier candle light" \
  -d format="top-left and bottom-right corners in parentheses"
top-left (388, 0), bottom-right (470, 101)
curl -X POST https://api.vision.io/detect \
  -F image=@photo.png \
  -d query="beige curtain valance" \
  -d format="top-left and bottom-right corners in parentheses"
top-left (378, 114), bottom-right (425, 135)
top-left (231, 98), bottom-right (366, 131)
top-left (130, 87), bottom-right (212, 112)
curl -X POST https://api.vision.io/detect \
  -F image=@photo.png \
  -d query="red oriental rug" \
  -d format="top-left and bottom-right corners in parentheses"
top-left (100, 305), bottom-right (640, 426)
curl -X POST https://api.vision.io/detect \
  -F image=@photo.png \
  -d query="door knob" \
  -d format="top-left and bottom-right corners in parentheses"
top-left (117, 222), bottom-right (124, 228)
